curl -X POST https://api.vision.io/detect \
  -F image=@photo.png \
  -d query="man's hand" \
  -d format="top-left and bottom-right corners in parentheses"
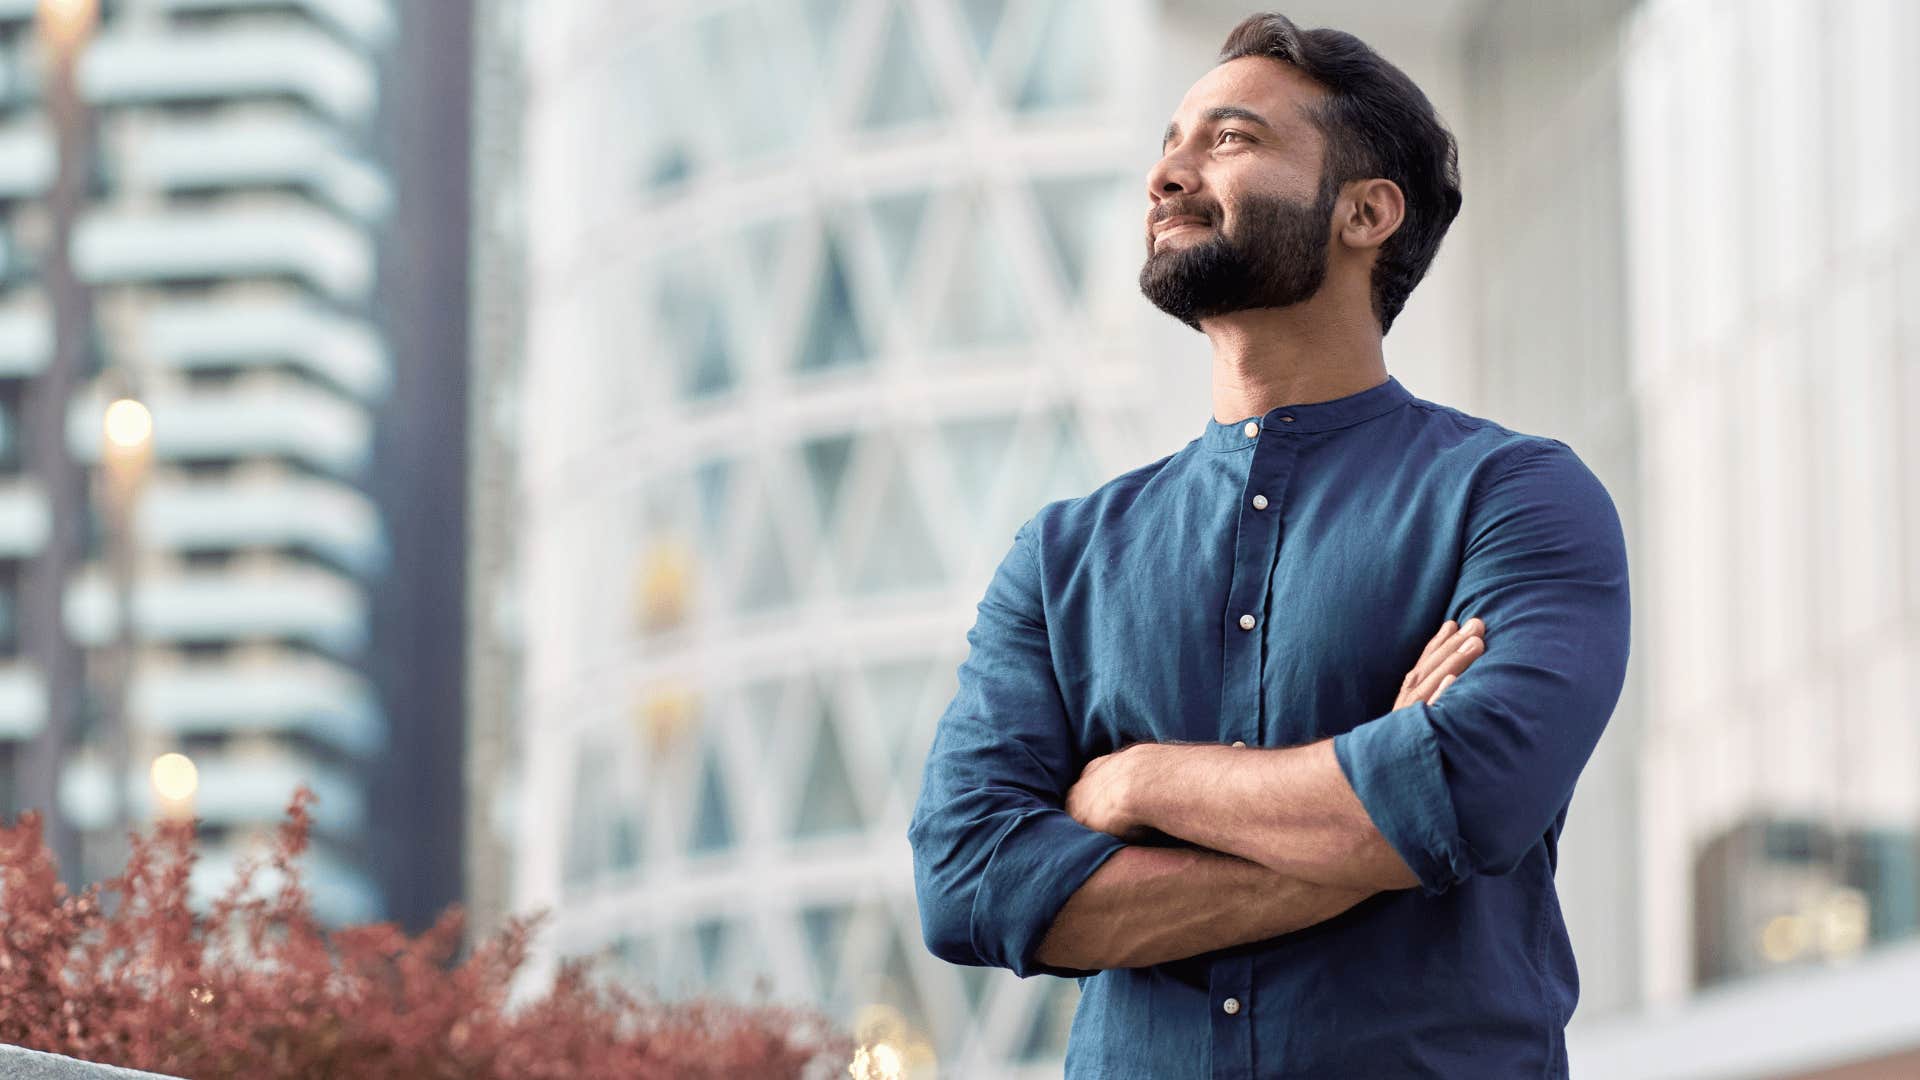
top-left (1064, 744), bottom-right (1157, 842)
top-left (1393, 616), bottom-right (1484, 710)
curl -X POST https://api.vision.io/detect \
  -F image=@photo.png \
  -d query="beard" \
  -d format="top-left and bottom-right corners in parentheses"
top-left (1137, 174), bottom-right (1339, 332)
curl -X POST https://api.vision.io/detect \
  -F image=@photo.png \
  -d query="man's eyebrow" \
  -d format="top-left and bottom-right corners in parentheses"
top-left (1161, 105), bottom-right (1279, 151)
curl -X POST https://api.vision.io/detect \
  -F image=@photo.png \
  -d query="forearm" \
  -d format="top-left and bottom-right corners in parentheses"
top-left (1128, 739), bottom-right (1421, 892)
top-left (1033, 842), bottom-right (1375, 972)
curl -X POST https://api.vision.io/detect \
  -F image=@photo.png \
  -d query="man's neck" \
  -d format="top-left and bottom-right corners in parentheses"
top-left (1203, 301), bottom-right (1389, 423)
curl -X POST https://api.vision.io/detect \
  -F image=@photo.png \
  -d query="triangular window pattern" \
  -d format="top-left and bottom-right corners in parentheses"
top-left (958, 964), bottom-right (996, 1019)
top-left (1031, 174), bottom-right (1118, 303)
top-left (860, 656), bottom-right (935, 774)
top-left (692, 457), bottom-right (731, 551)
top-left (795, 686), bottom-right (866, 839)
top-left (1017, 979), bottom-right (1082, 1060)
top-left (1035, 407), bottom-right (1097, 505)
top-left (1013, 0), bottom-right (1108, 113)
top-left (734, 501), bottom-right (798, 613)
top-left (795, 230), bottom-right (871, 373)
top-left (877, 920), bottom-right (935, 1044)
top-left (653, 267), bottom-right (734, 401)
top-left (801, 0), bottom-right (848, 77)
top-left (800, 903), bottom-right (852, 999)
top-left (609, 802), bottom-right (643, 873)
top-left (801, 433), bottom-right (858, 537)
top-left (867, 189), bottom-right (929, 295)
top-left (683, 290), bottom-right (734, 399)
top-left (563, 740), bottom-right (614, 891)
top-left (955, 0), bottom-right (1008, 66)
top-left (740, 217), bottom-right (788, 302)
top-left (697, 9), bottom-right (797, 164)
top-left (859, 2), bottom-right (945, 131)
top-left (939, 413), bottom-right (1018, 526)
top-left (929, 190), bottom-right (1027, 351)
top-left (692, 918), bottom-right (731, 984)
top-left (852, 453), bottom-right (945, 595)
top-left (688, 741), bottom-right (735, 854)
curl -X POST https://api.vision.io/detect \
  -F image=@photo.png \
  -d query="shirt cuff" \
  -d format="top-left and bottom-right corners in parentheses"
top-left (1332, 704), bottom-right (1470, 896)
top-left (971, 808), bottom-right (1128, 978)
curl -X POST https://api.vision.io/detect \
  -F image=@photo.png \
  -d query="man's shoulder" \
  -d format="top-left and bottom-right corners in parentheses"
top-left (1024, 446), bottom-right (1186, 546)
top-left (1401, 394), bottom-right (1601, 489)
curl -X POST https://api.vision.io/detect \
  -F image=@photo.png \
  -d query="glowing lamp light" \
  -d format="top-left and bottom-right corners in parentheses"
top-left (150, 752), bottom-right (198, 802)
top-left (1816, 887), bottom-right (1870, 959)
top-left (103, 397), bottom-right (153, 451)
top-left (36, 0), bottom-right (97, 51)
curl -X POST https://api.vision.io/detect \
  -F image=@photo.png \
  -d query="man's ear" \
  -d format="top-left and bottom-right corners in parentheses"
top-left (1340, 178), bottom-right (1405, 251)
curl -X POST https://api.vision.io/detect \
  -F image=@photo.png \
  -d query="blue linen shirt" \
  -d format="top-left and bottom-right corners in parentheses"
top-left (907, 374), bottom-right (1631, 1078)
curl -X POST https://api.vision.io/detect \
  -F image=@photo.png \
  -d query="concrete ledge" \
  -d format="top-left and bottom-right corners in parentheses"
top-left (0, 1045), bottom-right (183, 1079)
top-left (1568, 938), bottom-right (1920, 1079)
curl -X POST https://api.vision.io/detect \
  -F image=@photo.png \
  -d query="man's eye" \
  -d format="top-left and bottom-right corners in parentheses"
top-left (1218, 131), bottom-right (1248, 144)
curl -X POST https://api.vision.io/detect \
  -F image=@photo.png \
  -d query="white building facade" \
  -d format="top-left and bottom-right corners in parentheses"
top-left (480, 0), bottom-right (1920, 1075)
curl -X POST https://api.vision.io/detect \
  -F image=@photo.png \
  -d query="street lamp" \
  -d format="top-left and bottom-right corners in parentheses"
top-left (98, 394), bottom-right (151, 848)
top-left (17, 0), bottom-right (98, 882)
top-left (150, 751), bottom-right (197, 821)
top-left (36, 0), bottom-right (96, 52)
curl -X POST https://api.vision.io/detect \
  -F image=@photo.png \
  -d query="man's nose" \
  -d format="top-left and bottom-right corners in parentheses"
top-left (1146, 150), bottom-right (1200, 204)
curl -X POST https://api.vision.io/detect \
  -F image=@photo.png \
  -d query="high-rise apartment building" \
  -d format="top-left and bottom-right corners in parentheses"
top-left (0, 0), bottom-right (469, 933)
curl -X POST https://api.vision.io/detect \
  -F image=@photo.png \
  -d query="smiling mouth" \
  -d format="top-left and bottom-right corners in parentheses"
top-left (1155, 221), bottom-right (1209, 244)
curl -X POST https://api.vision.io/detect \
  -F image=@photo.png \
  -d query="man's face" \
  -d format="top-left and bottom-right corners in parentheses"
top-left (1139, 57), bottom-right (1337, 331)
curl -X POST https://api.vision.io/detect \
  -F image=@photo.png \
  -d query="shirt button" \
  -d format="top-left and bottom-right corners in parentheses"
top-left (1231, 740), bottom-right (1246, 748)
top-left (1242, 421), bottom-right (1258, 438)
top-left (1238, 613), bottom-right (1255, 630)
top-left (1223, 997), bottom-right (1242, 1015)
top-left (1251, 494), bottom-right (1268, 510)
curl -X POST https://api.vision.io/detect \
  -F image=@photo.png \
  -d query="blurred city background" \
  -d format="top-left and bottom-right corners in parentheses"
top-left (0, 0), bottom-right (1913, 1076)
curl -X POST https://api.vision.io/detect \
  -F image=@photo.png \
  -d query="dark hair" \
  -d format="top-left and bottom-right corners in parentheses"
top-left (1217, 12), bottom-right (1463, 335)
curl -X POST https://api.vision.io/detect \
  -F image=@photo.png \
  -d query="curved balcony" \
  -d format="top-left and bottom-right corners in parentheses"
top-left (133, 649), bottom-right (383, 757)
top-left (64, 557), bottom-right (368, 654)
top-left (73, 202), bottom-right (374, 302)
top-left (118, 111), bottom-right (390, 222)
top-left (79, 25), bottom-right (377, 123)
top-left (141, 297), bottom-right (389, 402)
top-left (61, 747), bottom-right (365, 835)
top-left (138, 473), bottom-right (387, 576)
top-left (154, 0), bottom-right (395, 52)
top-left (67, 376), bottom-right (372, 476)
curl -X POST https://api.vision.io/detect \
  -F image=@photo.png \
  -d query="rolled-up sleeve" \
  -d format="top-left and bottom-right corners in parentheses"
top-left (906, 515), bottom-right (1128, 978)
top-left (1332, 439), bottom-right (1631, 896)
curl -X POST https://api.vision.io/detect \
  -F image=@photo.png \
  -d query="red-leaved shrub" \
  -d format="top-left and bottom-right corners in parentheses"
top-left (0, 787), bottom-right (854, 1078)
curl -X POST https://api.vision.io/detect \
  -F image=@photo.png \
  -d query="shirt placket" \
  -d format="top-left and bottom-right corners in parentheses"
top-left (1212, 414), bottom-right (1295, 1078)
top-left (1219, 416), bottom-right (1295, 745)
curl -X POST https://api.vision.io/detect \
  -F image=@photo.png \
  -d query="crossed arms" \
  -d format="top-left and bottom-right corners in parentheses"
top-left (906, 441), bottom-right (1632, 979)
top-left (1034, 623), bottom-right (1476, 972)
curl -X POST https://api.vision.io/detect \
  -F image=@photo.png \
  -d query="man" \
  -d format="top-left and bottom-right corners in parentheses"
top-left (907, 10), bottom-right (1629, 1080)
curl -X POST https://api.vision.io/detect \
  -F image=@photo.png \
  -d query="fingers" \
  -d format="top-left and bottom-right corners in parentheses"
top-left (1399, 619), bottom-right (1459, 705)
top-left (1408, 616), bottom-right (1483, 691)
top-left (1431, 672), bottom-right (1457, 702)
top-left (1408, 634), bottom-right (1481, 704)
top-left (1395, 617), bottom-right (1485, 710)
top-left (1418, 619), bottom-right (1457, 663)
